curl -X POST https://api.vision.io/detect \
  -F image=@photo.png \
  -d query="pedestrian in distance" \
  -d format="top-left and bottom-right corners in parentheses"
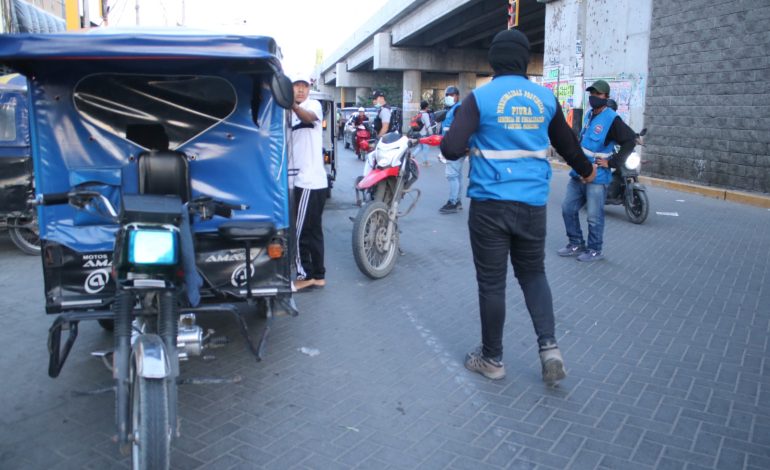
top-left (371, 90), bottom-right (392, 137)
top-left (289, 74), bottom-right (327, 291)
top-left (439, 85), bottom-right (464, 214)
top-left (558, 80), bottom-right (636, 262)
top-left (440, 29), bottom-right (596, 384)
top-left (412, 100), bottom-right (434, 166)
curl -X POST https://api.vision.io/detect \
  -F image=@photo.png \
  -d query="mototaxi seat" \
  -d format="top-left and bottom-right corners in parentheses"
top-left (137, 150), bottom-right (190, 203)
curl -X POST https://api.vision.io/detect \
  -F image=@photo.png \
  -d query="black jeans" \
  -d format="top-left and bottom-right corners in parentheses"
top-left (468, 199), bottom-right (556, 360)
top-left (293, 186), bottom-right (326, 280)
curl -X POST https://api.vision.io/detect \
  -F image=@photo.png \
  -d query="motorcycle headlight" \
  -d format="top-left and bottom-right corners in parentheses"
top-left (128, 228), bottom-right (178, 265)
top-left (376, 147), bottom-right (402, 168)
top-left (625, 152), bottom-right (641, 171)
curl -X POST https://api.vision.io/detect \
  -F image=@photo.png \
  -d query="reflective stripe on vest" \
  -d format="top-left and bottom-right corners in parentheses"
top-left (471, 148), bottom-right (548, 160)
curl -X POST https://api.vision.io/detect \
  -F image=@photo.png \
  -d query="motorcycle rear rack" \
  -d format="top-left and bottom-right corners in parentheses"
top-left (47, 296), bottom-right (299, 377)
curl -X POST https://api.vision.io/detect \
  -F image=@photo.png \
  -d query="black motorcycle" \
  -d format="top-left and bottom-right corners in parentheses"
top-left (606, 128), bottom-right (649, 224)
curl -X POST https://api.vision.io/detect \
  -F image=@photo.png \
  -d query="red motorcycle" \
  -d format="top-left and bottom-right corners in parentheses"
top-left (353, 122), bottom-right (374, 161)
top-left (352, 133), bottom-right (441, 278)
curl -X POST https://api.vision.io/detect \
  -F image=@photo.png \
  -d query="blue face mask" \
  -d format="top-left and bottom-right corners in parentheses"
top-left (444, 96), bottom-right (456, 106)
top-left (374, 102), bottom-right (382, 109)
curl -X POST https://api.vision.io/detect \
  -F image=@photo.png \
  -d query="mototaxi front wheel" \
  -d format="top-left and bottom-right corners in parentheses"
top-left (8, 215), bottom-right (40, 256)
top-left (131, 375), bottom-right (170, 470)
top-left (624, 188), bottom-right (649, 224)
top-left (352, 201), bottom-right (399, 279)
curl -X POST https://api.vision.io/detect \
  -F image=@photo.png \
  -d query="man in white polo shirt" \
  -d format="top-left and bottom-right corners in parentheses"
top-left (289, 74), bottom-right (327, 290)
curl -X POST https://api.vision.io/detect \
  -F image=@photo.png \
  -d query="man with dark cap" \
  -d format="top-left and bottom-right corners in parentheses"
top-left (558, 80), bottom-right (636, 262)
top-left (439, 85), bottom-right (464, 214)
top-left (440, 29), bottom-right (596, 384)
top-left (371, 90), bottom-right (392, 136)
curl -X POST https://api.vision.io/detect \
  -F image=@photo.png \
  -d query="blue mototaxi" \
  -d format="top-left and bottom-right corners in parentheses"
top-left (0, 29), bottom-right (298, 363)
top-left (0, 73), bottom-right (40, 255)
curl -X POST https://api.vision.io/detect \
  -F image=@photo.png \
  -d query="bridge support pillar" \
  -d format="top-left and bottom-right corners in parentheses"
top-left (402, 70), bottom-right (422, 132)
top-left (458, 72), bottom-right (477, 100)
top-left (355, 88), bottom-right (371, 106)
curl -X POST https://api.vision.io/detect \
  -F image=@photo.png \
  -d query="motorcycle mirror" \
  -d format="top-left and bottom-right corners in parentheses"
top-left (270, 73), bottom-right (294, 109)
top-left (639, 128), bottom-right (648, 137)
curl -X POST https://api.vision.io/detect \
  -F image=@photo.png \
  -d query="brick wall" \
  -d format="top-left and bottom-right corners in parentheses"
top-left (645, 0), bottom-right (770, 193)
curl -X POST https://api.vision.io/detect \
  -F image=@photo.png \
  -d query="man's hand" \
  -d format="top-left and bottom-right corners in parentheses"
top-left (596, 158), bottom-right (609, 168)
top-left (581, 164), bottom-right (598, 184)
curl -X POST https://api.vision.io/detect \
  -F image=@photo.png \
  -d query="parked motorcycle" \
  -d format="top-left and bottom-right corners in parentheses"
top-left (606, 128), bottom-right (649, 224)
top-left (352, 133), bottom-right (441, 279)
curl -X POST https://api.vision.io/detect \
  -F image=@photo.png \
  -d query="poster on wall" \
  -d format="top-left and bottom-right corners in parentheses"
top-left (542, 66), bottom-right (583, 118)
top-left (583, 77), bottom-right (639, 123)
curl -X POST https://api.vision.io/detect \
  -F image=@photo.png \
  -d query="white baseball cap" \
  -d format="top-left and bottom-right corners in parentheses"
top-left (290, 73), bottom-right (311, 85)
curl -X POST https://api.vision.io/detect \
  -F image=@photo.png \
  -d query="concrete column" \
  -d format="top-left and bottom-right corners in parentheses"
top-left (402, 70), bottom-right (421, 133)
top-left (457, 72), bottom-right (477, 100)
top-left (355, 87), bottom-right (371, 106)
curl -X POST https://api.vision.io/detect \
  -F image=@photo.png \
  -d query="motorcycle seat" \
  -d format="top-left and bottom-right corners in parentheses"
top-left (218, 220), bottom-right (275, 243)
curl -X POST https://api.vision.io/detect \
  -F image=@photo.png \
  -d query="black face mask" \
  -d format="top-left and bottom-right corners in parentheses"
top-left (589, 96), bottom-right (608, 110)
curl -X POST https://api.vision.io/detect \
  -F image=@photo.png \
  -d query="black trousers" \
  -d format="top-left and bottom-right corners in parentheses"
top-left (468, 199), bottom-right (556, 360)
top-left (293, 186), bottom-right (326, 280)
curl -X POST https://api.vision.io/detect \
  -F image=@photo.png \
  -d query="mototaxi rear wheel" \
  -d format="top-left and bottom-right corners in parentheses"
top-left (624, 188), bottom-right (649, 224)
top-left (351, 201), bottom-right (399, 279)
top-left (8, 215), bottom-right (40, 256)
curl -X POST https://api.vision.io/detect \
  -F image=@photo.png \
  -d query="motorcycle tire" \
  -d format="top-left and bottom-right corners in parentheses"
top-left (8, 215), bottom-right (41, 256)
top-left (352, 201), bottom-right (399, 279)
top-left (131, 375), bottom-right (171, 470)
top-left (624, 189), bottom-right (649, 224)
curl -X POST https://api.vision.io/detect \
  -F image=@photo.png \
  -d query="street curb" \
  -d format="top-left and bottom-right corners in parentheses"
top-left (549, 160), bottom-right (770, 209)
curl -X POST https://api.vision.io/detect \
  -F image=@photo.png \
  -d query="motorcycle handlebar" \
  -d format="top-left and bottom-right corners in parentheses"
top-left (37, 192), bottom-right (71, 206)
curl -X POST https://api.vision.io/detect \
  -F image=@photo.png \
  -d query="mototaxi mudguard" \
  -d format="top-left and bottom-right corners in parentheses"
top-left (132, 334), bottom-right (171, 379)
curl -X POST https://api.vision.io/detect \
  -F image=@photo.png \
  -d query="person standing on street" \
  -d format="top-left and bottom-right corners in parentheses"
top-left (289, 74), bottom-right (327, 290)
top-left (558, 80), bottom-right (636, 262)
top-left (371, 90), bottom-right (392, 137)
top-left (413, 100), bottom-right (434, 166)
top-left (440, 29), bottom-right (596, 383)
top-left (439, 85), bottom-right (464, 214)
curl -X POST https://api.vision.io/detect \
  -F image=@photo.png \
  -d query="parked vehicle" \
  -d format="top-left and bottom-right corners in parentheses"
top-left (0, 29), bottom-right (297, 470)
top-left (605, 128), bottom-right (649, 224)
top-left (352, 133), bottom-right (441, 279)
top-left (0, 73), bottom-right (40, 255)
top-left (309, 91), bottom-right (337, 197)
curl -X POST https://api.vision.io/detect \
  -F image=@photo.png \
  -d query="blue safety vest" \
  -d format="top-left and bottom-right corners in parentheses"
top-left (442, 102), bottom-right (460, 135)
top-left (466, 75), bottom-right (557, 206)
top-left (572, 108), bottom-right (618, 184)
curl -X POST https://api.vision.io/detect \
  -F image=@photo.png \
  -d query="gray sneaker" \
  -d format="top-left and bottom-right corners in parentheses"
top-left (464, 348), bottom-right (506, 380)
top-left (539, 344), bottom-right (566, 386)
top-left (576, 249), bottom-right (604, 262)
top-left (557, 243), bottom-right (585, 257)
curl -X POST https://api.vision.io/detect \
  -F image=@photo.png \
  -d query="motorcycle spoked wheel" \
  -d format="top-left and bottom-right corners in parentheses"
top-left (131, 372), bottom-right (171, 470)
top-left (624, 189), bottom-right (649, 224)
top-left (352, 201), bottom-right (399, 279)
top-left (7, 215), bottom-right (41, 256)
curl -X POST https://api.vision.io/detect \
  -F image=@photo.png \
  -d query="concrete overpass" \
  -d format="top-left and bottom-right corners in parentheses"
top-left (317, 0), bottom-right (546, 121)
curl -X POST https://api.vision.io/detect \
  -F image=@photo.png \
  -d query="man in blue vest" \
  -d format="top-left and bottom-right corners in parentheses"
top-left (439, 85), bottom-right (464, 214)
top-left (558, 80), bottom-right (636, 262)
top-left (441, 29), bottom-right (596, 384)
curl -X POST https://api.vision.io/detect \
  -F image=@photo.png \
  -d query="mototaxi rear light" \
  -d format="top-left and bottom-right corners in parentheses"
top-left (267, 242), bottom-right (283, 259)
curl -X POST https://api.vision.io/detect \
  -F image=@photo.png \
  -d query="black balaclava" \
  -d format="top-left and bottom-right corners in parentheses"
top-left (488, 29), bottom-right (531, 77)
